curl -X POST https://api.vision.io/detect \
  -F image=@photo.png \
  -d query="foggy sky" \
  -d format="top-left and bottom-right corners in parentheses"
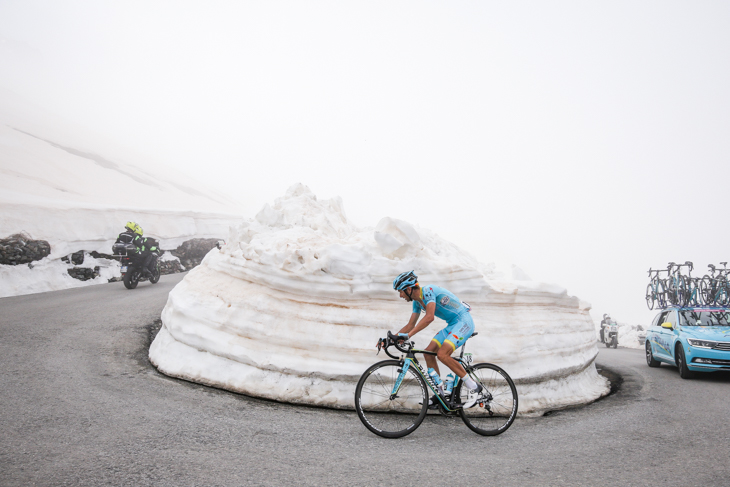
top-left (2, 0), bottom-right (730, 326)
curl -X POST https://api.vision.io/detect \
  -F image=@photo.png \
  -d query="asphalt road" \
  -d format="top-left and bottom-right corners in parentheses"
top-left (1, 273), bottom-right (729, 487)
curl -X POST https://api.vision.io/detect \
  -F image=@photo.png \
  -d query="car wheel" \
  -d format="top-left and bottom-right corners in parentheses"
top-left (646, 341), bottom-right (660, 367)
top-left (676, 344), bottom-right (693, 379)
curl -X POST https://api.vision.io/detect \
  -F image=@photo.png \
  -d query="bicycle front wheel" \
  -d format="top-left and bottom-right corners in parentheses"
top-left (700, 277), bottom-right (713, 306)
top-left (354, 360), bottom-right (428, 438)
top-left (457, 363), bottom-right (518, 436)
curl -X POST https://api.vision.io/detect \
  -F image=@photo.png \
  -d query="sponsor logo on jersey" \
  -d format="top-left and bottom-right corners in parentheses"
top-left (440, 295), bottom-right (450, 306)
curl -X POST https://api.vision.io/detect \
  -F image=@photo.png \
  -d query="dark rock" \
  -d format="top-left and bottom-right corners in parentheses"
top-left (159, 258), bottom-right (184, 275)
top-left (90, 251), bottom-right (116, 260)
top-left (170, 238), bottom-right (221, 270)
top-left (67, 266), bottom-right (100, 281)
top-left (71, 251), bottom-right (84, 265)
top-left (0, 233), bottom-right (51, 265)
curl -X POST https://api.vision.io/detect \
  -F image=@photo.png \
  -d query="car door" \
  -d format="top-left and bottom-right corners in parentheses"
top-left (656, 309), bottom-right (678, 362)
top-left (648, 311), bottom-right (665, 358)
top-left (649, 310), bottom-right (672, 361)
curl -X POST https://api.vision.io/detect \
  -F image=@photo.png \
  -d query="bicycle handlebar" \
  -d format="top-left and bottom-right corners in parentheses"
top-left (388, 331), bottom-right (412, 354)
top-left (376, 332), bottom-right (414, 359)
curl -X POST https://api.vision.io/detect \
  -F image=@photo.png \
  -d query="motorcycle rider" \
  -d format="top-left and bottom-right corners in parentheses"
top-left (600, 313), bottom-right (611, 343)
top-left (115, 221), bottom-right (143, 248)
top-left (137, 236), bottom-right (160, 278)
top-left (114, 222), bottom-right (157, 277)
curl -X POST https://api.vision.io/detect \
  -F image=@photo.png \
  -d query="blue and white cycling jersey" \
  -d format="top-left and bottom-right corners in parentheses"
top-left (412, 284), bottom-right (470, 325)
top-left (412, 284), bottom-right (474, 350)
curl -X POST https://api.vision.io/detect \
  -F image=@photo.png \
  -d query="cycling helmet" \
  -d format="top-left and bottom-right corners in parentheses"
top-left (125, 221), bottom-right (143, 236)
top-left (393, 271), bottom-right (418, 291)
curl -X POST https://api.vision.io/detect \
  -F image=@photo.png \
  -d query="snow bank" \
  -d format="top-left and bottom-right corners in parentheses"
top-left (0, 199), bottom-right (235, 259)
top-left (595, 320), bottom-right (647, 349)
top-left (150, 184), bottom-right (609, 416)
top-left (0, 252), bottom-right (120, 297)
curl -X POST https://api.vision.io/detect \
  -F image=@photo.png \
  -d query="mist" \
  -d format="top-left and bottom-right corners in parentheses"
top-left (2, 0), bottom-right (730, 325)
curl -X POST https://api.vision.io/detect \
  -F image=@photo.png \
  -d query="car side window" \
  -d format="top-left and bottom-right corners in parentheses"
top-left (666, 310), bottom-right (678, 328)
top-left (651, 313), bottom-right (663, 328)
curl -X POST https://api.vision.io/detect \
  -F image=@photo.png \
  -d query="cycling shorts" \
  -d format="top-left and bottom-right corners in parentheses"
top-left (431, 313), bottom-right (475, 352)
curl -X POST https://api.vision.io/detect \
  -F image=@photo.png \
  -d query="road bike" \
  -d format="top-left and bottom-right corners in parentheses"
top-left (646, 268), bottom-right (668, 310)
top-left (701, 263), bottom-right (730, 306)
top-left (678, 262), bottom-right (702, 307)
top-left (665, 262), bottom-right (687, 307)
top-left (354, 331), bottom-right (518, 438)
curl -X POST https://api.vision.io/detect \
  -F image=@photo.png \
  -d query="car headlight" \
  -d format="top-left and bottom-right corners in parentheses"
top-left (687, 338), bottom-right (717, 349)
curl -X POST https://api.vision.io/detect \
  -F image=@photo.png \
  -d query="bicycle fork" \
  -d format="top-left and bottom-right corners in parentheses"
top-left (391, 360), bottom-right (412, 400)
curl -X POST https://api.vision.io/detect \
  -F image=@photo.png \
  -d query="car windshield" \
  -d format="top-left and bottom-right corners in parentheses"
top-left (679, 310), bottom-right (730, 326)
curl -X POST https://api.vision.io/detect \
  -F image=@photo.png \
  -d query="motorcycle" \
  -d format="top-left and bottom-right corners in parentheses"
top-left (112, 242), bottom-right (161, 289)
top-left (604, 321), bottom-right (618, 348)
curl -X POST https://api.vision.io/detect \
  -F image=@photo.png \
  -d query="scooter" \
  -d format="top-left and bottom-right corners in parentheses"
top-left (604, 322), bottom-right (618, 348)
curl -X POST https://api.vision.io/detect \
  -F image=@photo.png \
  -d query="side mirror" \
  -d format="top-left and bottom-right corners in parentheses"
top-left (661, 322), bottom-right (673, 330)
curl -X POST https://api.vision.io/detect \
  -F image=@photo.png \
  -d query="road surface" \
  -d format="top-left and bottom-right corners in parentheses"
top-left (1, 274), bottom-right (728, 486)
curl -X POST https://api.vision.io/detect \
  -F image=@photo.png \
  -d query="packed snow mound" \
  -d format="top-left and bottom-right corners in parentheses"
top-left (150, 184), bottom-right (608, 416)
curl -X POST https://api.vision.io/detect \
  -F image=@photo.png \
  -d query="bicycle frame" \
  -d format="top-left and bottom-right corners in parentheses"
top-left (390, 342), bottom-right (480, 413)
top-left (703, 264), bottom-right (730, 306)
top-left (666, 262), bottom-right (686, 305)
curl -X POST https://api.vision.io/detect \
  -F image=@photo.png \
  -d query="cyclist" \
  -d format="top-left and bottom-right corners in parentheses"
top-left (390, 270), bottom-right (483, 408)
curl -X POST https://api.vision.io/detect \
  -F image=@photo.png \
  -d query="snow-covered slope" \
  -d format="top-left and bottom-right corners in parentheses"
top-left (150, 184), bottom-right (609, 416)
top-left (0, 106), bottom-right (245, 297)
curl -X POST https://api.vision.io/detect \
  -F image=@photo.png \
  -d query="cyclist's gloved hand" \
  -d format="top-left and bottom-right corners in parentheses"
top-left (397, 333), bottom-right (409, 341)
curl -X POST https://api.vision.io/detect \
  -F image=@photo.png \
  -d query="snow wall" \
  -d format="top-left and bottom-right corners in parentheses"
top-left (0, 200), bottom-right (235, 259)
top-left (0, 122), bottom-right (244, 297)
top-left (150, 184), bottom-right (609, 416)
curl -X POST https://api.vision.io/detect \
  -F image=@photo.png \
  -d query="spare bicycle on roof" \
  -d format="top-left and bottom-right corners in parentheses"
top-left (646, 262), bottom-right (730, 309)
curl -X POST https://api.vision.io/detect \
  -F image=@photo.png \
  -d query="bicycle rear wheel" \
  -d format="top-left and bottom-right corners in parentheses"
top-left (645, 283), bottom-right (655, 310)
top-left (457, 363), bottom-right (518, 436)
top-left (354, 360), bottom-right (428, 438)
